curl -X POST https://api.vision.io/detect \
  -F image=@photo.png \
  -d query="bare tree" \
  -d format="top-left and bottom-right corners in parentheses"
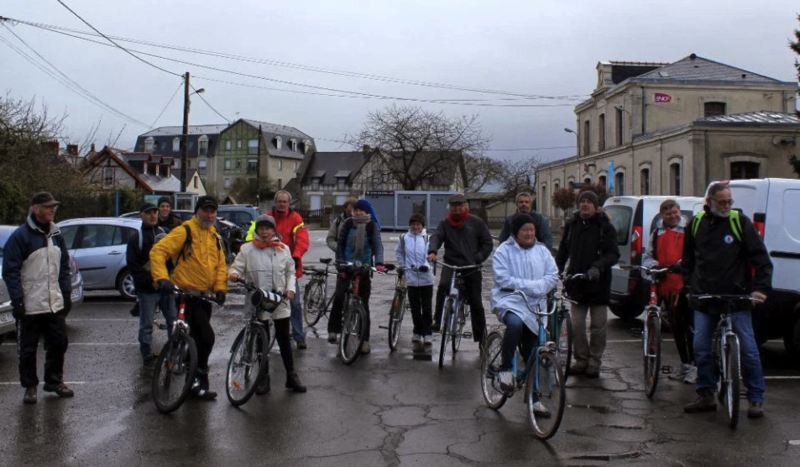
top-left (462, 154), bottom-right (505, 192)
top-left (497, 155), bottom-right (541, 197)
top-left (347, 104), bottom-right (491, 190)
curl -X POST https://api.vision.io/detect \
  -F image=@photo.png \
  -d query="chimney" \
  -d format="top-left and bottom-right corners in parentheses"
top-left (143, 161), bottom-right (148, 175)
top-left (66, 144), bottom-right (79, 157)
top-left (91, 143), bottom-right (96, 153)
top-left (362, 144), bottom-right (371, 154)
top-left (42, 141), bottom-right (60, 156)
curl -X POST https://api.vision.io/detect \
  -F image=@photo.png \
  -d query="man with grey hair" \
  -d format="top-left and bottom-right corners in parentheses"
top-left (498, 192), bottom-right (553, 249)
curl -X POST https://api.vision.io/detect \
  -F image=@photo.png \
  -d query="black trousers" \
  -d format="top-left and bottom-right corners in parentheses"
top-left (668, 291), bottom-right (695, 365)
top-left (17, 313), bottom-right (69, 388)
top-left (407, 285), bottom-right (433, 336)
top-left (434, 268), bottom-right (485, 342)
top-left (328, 271), bottom-right (372, 341)
top-left (272, 317), bottom-right (294, 374)
top-left (185, 298), bottom-right (214, 370)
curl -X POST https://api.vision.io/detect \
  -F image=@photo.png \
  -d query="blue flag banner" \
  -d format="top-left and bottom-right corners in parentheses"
top-left (607, 161), bottom-right (615, 192)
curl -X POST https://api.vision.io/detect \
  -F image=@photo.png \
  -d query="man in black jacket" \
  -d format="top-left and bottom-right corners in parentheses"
top-left (497, 192), bottom-right (553, 250)
top-left (681, 183), bottom-right (772, 419)
top-left (126, 203), bottom-right (176, 368)
top-left (157, 196), bottom-right (183, 232)
top-left (556, 191), bottom-right (620, 378)
top-left (427, 194), bottom-right (493, 343)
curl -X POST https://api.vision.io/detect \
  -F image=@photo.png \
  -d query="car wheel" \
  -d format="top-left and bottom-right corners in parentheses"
top-left (117, 269), bottom-right (136, 301)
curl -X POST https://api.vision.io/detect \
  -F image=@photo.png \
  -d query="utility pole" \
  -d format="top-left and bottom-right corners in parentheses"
top-left (256, 124), bottom-right (262, 207)
top-left (180, 71), bottom-right (190, 192)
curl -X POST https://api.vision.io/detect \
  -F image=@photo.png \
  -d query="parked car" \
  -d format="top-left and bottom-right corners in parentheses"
top-left (57, 217), bottom-right (142, 300)
top-left (602, 196), bottom-right (704, 320)
top-left (0, 224), bottom-right (84, 344)
top-left (217, 205), bottom-right (259, 230)
top-left (708, 178), bottom-right (800, 354)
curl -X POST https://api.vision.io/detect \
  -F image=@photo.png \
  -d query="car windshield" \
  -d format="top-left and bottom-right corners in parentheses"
top-left (604, 205), bottom-right (632, 245)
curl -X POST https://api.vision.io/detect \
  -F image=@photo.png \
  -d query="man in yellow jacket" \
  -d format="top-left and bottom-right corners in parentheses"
top-left (150, 195), bottom-right (228, 400)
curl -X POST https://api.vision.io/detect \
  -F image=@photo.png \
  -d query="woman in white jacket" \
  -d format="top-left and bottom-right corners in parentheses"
top-left (394, 213), bottom-right (435, 345)
top-left (490, 213), bottom-right (559, 392)
top-left (229, 215), bottom-right (306, 394)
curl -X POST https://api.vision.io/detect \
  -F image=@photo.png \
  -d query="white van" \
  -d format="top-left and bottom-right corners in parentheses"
top-left (708, 178), bottom-right (800, 354)
top-left (603, 196), bottom-right (704, 320)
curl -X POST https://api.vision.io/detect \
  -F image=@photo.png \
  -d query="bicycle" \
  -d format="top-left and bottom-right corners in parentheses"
top-left (547, 273), bottom-right (584, 381)
top-left (481, 287), bottom-right (567, 440)
top-left (337, 262), bottom-right (378, 365)
top-left (151, 287), bottom-right (221, 414)
top-left (622, 265), bottom-right (669, 398)
top-left (302, 258), bottom-right (334, 327)
top-left (224, 280), bottom-right (281, 407)
top-left (380, 264), bottom-right (430, 351)
top-left (697, 293), bottom-right (763, 428)
top-left (437, 262), bottom-right (480, 369)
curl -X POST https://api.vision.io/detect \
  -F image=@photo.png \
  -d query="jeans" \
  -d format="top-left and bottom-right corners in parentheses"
top-left (138, 292), bottom-right (176, 361)
top-left (500, 313), bottom-right (536, 371)
top-left (570, 303), bottom-right (608, 370)
top-left (289, 282), bottom-right (305, 342)
top-left (17, 313), bottom-right (69, 388)
top-left (693, 310), bottom-right (765, 403)
top-left (407, 285), bottom-right (433, 336)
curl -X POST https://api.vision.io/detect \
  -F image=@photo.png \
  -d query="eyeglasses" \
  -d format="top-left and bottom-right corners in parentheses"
top-left (517, 227), bottom-right (536, 233)
top-left (712, 198), bottom-right (734, 206)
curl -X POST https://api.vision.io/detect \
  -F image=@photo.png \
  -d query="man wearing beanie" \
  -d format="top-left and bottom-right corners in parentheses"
top-left (427, 193), bottom-right (493, 345)
top-left (157, 196), bottom-right (182, 232)
top-left (556, 189), bottom-right (619, 378)
top-left (150, 195), bottom-right (228, 400)
top-left (498, 192), bottom-right (553, 249)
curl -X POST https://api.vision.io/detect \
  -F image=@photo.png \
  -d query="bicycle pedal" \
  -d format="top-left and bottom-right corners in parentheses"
top-left (462, 332), bottom-right (473, 339)
top-left (378, 325), bottom-right (389, 330)
top-left (157, 323), bottom-right (167, 330)
top-left (661, 365), bottom-right (672, 374)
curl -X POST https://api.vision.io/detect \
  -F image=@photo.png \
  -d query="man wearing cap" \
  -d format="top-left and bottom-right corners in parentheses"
top-left (556, 190), bottom-right (620, 378)
top-left (498, 192), bottom-right (553, 250)
top-left (157, 196), bottom-right (182, 232)
top-left (2, 192), bottom-right (73, 404)
top-left (150, 195), bottom-right (228, 400)
top-left (246, 190), bottom-right (311, 349)
top-left (127, 203), bottom-right (174, 369)
top-left (427, 193), bottom-right (493, 345)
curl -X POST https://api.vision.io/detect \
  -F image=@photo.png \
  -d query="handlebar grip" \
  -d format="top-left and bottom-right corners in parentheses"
top-left (500, 287), bottom-right (515, 293)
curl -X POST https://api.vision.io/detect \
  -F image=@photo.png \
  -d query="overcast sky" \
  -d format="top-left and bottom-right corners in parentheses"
top-left (2, 1), bottom-right (798, 166)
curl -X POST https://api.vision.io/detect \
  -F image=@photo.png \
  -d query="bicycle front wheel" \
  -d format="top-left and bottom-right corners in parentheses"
top-left (266, 318), bottom-right (277, 352)
top-left (388, 290), bottom-right (406, 351)
top-left (226, 324), bottom-right (269, 407)
top-left (303, 281), bottom-right (326, 327)
top-left (452, 302), bottom-right (467, 353)
top-left (152, 330), bottom-right (198, 414)
top-left (557, 309), bottom-right (573, 381)
top-left (438, 300), bottom-right (453, 368)
top-left (480, 331), bottom-right (508, 410)
top-left (643, 311), bottom-right (662, 398)
top-left (340, 298), bottom-right (365, 365)
top-left (724, 335), bottom-right (741, 428)
top-left (527, 352), bottom-right (566, 440)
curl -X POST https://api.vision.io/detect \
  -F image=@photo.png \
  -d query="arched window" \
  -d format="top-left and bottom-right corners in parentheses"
top-left (730, 161), bottom-right (759, 180)
top-left (615, 172), bottom-right (625, 196)
top-left (670, 163), bottom-right (681, 195)
top-left (640, 168), bottom-right (650, 195)
top-left (144, 136), bottom-right (154, 152)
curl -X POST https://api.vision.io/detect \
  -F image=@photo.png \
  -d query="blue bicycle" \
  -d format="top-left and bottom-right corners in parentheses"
top-left (481, 287), bottom-right (567, 440)
top-left (437, 262), bottom-right (480, 369)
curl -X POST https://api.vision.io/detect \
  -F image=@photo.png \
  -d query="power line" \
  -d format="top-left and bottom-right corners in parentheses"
top-left (6, 15), bottom-right (586, 101)
top-left (149, 81), bottom-right (183, 129)
top-left (190, 84), bottom-right (230, 122)
top-left (54, 1), bottom-right (181, 78)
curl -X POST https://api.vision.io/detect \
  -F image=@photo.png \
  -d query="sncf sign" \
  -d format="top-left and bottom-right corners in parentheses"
top-left (654, 93), bottom-right (672, 103)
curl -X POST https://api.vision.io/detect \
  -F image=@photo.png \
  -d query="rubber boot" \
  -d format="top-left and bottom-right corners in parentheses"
top-left (256, 360), bottom-right (271, 395)
top-left (285, 371), bottom-right (307, 393)
top-left (192, 368), bottom-right (218, 401)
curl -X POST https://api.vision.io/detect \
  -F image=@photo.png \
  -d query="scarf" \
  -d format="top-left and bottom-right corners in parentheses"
top-left (446, 207), bottom-right (470, 230)
top-left (252, 235), bottom-right (284, 250)
top-left (351, 214), bottom-right (371, 260)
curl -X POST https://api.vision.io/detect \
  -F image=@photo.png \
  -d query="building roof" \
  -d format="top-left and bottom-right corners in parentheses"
top-left (301, 152), bottom-right (370, 185)
top-left (241, 119), bottom-right (312, 140)
top-left (633, 54), bottom-right (783, 84)
top-left (139, 173), bottom-right (181, 192)
top-left (139, 124), bottom-right (228, 137)
top-left (698, 110), bottom-right (800, 125)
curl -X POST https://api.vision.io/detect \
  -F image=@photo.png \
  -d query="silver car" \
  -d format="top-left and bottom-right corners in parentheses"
top-left (0, 224), bottom-right (84, 343)
top-left (57, 217), bottom-right (142, 301)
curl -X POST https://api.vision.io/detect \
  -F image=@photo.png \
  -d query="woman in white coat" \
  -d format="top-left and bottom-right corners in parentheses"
top-left (394, 213), bottom-right (435, 345)
top-left (490, 213), bottom-right (559, 392)
top-left (229, 215), bottom-right (306, 394)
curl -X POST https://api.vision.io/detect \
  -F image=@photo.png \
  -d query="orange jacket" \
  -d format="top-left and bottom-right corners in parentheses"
top-left (246, 208), bottom-right (309, 278)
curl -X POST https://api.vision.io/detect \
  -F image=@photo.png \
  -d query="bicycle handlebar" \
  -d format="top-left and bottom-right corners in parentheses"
top-left (234, 279), bottom-right (286, 306)
top-left (335, 261), bottom-right (388, 274)
top-left (561, 273), bottom-right (586, 281)
top-left (436, 261), bottom-right (480, 272)
top-left (499, 287), bottom-right (554, 317)
top-left (172, 286), bottom-right (223, 305)
top-left (696, 294), bottom-right (764, 304)
top-left (621, 265), bottom-right (670, 275)
top-left (383, 263), bottom-right (429, 273)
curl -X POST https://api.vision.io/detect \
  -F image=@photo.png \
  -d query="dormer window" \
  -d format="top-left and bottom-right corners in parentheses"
top-left (275, 136), bottom-right (282, 150)
top-left (311, 177), bottom-right (320, 190)
top-left (198, 135), bottom-right (209, 156)
top-left (172, 137), bottom-right (180, 152)
top-left (144, 137), bottom-right (155, 153)
top-left (290, 139), bottom-right (298, 152)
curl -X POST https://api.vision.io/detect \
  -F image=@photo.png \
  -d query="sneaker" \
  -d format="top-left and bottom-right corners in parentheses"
top-left (327, 333), bottom-right (339, 344)
top-left (142, 357), bottom-right (156, 370)
top-left (412, 334), bottom-right (422, 343)
top-left (423, 335), bottom-right (433, 346)
top-left (683, 365), bottom-right (698, 385)
top-left (23, 387), bottom-right (37, 405)
top-left (586, 367), bottom-right (600, 379)
top-left (43, 382), bottom-right (74, 398)
top-left (498, 370), bottom-right (515, 392)
top-left (360, 341), bottom-right (371, 354)
top-left (567, 365), bottom-right (587, 376)
top-left (747, 402), bottom-right (764, 419)
top-left (296, 339), bottom-right (308, 350)
top-left (431, 322), bottom-right (441, 333)
top-left (683, 390), bottom-right (717, 413)
top-left (285, 372), bottom-right (307, 393)
top-left (669, 363), bottom-right (690, 381)
top-left (532, 401), bottom-right (551, 418)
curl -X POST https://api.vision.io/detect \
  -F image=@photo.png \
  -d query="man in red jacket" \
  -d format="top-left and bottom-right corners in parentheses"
top-left (249, 190), bottom-right (310, 348)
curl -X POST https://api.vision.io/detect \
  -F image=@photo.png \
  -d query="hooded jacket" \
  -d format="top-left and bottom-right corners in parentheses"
top-left (126, 223), bottom-right (166, 293)
top-left (337, 217), bottom-right (384, 266)
top-left (394, 228), bottom-right (435, 287)
top-left (229, 235), bottom-right (296, 320)
top-left (555, 210), bottom-right (620, 304)
top-left (2, 215), bottom-right (71, 314)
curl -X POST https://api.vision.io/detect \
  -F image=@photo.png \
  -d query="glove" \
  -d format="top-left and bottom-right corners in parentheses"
top-left (12, 304), bottom-right (25, 320)
top-left (216, 291), bottom-right (227, 305)
top-left (158, 279), bottom-right (175, 292)
top-left (667, 263), bottom-right (684, 274)
top-left (293, 257), bottom-right (300, 269)
top-left (60, 296), bottom-right (72, 316)
top-left (376, 264), bottom-right (386, 273)
top-left (587, 267), bottom-right (600, 282)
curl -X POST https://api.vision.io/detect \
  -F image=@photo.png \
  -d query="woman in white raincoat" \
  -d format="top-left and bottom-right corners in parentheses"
top-left (490, 213), bottom-right (559, 392)
top-left (229, 215), bottom-right (306, 394)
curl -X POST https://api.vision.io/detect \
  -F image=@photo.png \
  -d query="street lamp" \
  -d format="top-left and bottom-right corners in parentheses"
top-left (564, 128), bottom-right (580, 179)
top-left (180, 71), bottom-right (205, 192)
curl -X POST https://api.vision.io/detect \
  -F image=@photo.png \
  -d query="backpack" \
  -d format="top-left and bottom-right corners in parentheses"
top-left (174, 224), bottom-right (223, 267)
top-left (691, 210), bottom-right (743, 242)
